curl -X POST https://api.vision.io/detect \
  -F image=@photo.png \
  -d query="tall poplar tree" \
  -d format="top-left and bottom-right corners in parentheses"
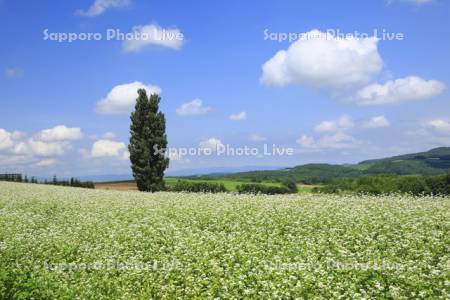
top-left (129, 89), bottom-right (169, 192)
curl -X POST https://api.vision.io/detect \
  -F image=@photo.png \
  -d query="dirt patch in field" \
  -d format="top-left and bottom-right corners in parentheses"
top-left (95, 182), bottom-right (138, 191)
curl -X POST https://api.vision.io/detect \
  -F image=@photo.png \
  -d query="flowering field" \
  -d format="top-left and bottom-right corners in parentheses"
top-left (0, 182), bottom-right (449, 299)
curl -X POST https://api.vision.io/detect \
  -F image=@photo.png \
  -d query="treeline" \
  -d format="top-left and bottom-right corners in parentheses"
top-left (314, 174), bottom-right (450, 196)
top-left (42, 176), bottom-right (95, 189)
top-left (170, 180), bottom-right (227, 193)
top-left (167, 179), bottom-right (299, 195)
top-left (0, 174), bottom-right (94, 189)
top-left (236, 179), bottom-right (298, 195)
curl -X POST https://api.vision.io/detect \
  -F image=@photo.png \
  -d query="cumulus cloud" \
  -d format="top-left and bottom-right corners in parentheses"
top-left (11, 131), bottom-right (26, 140)
top-left (121, 150), bottom-right (130, 161)
top-left (297, 132), bottom-right (359, 150)
top-left (429, 119), bottom-right (450, 134)
top-left (0, 129), bottom-right (15, 150)
top-left (261, 30), bottom-right (383, 89)
top-left (315, 116), bottom-right (354, 132)
top-left (199, 138), bottom-right (223, 151)
top-left (0, 126), bottom-right (87, 171)
top-left (76, 0), bottom-right (130, 17)
top-left (0, 129), bottom-right (14, 150)
top-left (1, 128), bottom-right (71, 157)
top-left (363, 115), bottom-right (391, 128)
top-left (296, 135), bottom-right (316, 148)
top-left (122, 23), bottom-right (184, 52)
top-left (102, 132), bottom-right (116, 139)
top-left (353, 76), bottom-right (446, 105)
top-left (91, 139), bottom-right (126, 157)
top-left (229, 111), bottom-right (247, 121)
top-left (36, 125), bottom-right (83, 142)
top-left (11, 140), bottom-right (69, 157)
top-left (96, 81), bottom-right (162, 114)
top-left (176, 99), bottom-right (211, 116)
top-left (35, 158), bottom-right (57, 167)
top-left (297, 115), bottom-right (366, 151)
top-left (24, 140), bottom-right (70, 157)
top-left (249, 134), bottom-right (266, 142)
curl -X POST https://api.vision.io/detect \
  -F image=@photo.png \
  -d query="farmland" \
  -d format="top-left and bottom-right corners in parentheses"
top-left (1, 182), bottom-right (449, 299)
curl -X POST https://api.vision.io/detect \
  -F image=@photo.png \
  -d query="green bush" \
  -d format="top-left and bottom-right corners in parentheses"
top-left (171, 180), bottom-right (227, 193)
top-left (314, 174), bottom-right (450, 196)
top-left (236, 183), bottom-right (291, 195)
top-left (281, 178), bottom-right (298, 193)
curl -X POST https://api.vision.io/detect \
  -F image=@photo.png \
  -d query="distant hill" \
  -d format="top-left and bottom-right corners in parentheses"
top-left (358, 147), bottom-right (450, 174)
top-left (199, 147), bottom-right (450, 184)
top-left (79, 166), bottom-right (284, 183)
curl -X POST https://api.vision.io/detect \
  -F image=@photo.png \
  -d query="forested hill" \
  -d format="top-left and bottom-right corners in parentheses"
top-left (191, 147), bottom-right (450, 184)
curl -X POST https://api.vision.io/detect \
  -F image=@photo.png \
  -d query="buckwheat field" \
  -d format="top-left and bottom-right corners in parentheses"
top-left (0, 182), bottom-right (449, 299)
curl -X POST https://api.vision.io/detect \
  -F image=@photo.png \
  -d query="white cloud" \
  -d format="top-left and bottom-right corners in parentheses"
top-left (36, 125), bottom-right (83, 142)
top-left (249, 134), bottom-right (266, 142)
top-left (76, 0), bottom-right (130, 17)
top-left (315, 116), bottom-right (354, 132)
top-left (353, 76), bottom-right (446, 105)
top-left (176, 99), bottom-right (211, 116)
top-left (429, 119), bottom-right (450, 134)
top-left (122, 23), bottom-right (184, 52)
top-left (363, 115), bottom-right (391, 128)
top-left (35, 158), bottom-right (57, 167)
top-left (11, 131), bottom-right (26, 140)
top-left (297, 132), bottom-right (359, 150)
top-left (261, 30), bottom-right (383, 89)
top-left (26, 140), bottom-right (70, 157)
top-left (229, 111), bottom-right (247, 121)
top-left (102, 132), bottom-right (116, 139)
top-left (296, 135), bottom-right (316, 148)
top-left (91, 139), bottom-right (126, 157)
top-left (5, 67), bottom-right (23, 78)
top-left (121, 150), bottom-right (130, 161)
top-left (0, 129), bottom-right (14, 150)
top-left (199, 138), bottom-right (223, 151)
top-left (96, 81), bottom-right (162, 114)
top-left (0, 127), bottom-right (83, 170)
top-left (167, 151), bottom-right (182, 161)
top-left (1, 128), bottom-right (70, 157)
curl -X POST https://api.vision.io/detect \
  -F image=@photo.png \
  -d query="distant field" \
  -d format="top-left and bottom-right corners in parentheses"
top-left (1, 182), bottom-right (448, 298)
top-left (95, 178), bottom-right (315, 193)
top-left (95, 180), bottom-right (138, 191)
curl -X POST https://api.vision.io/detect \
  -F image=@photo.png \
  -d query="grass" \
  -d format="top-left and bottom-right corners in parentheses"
top-left (0, 182), bottom-right (449, 298)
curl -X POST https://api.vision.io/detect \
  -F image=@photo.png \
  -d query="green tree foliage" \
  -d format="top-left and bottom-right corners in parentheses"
top-left (236, 183), bottom-right (292, 195)
top-left (171, 180), bottom-right (227, 193)
top-left (315, 174), bottom-right (450, 196)
top-left (129, 89), bottom-right (169, 192)
top-left (281, 178), bottom-right (298, 193)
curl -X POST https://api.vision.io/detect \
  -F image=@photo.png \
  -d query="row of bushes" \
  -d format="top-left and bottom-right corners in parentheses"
top-left (170, 180), bottom-right (227, 193)
top-left (314, 174), bottom-right (450, 196)
top-left (236, 179), bottom-right (298, 195)
top-left (168, 179), bottom-right (299, 195)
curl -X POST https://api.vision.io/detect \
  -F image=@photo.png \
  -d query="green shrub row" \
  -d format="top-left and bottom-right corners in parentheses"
top-left (236, 179), bottom-right (298, 195)
top-left (170, 180), bottom-right (227, 193)
top-left (314, 174), bottom-right (450, 196)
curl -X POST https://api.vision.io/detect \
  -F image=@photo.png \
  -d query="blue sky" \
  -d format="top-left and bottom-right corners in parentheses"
top-left (1, 0), bottom-right (449, 177)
